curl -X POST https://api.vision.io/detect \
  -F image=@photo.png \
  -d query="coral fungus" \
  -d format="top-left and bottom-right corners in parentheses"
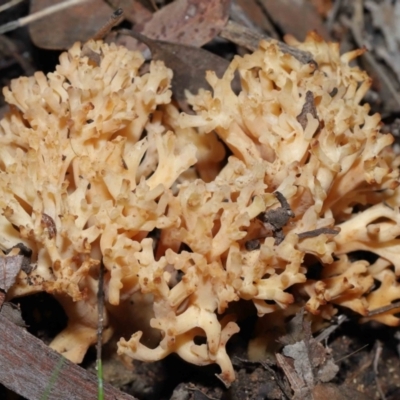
top-left (1, 33), bottom-right (400, 385)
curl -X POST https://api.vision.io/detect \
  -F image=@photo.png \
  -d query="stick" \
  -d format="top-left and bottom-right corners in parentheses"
top-left (0, 311), bottom-right (137, 400)
top-left (0, 0), bottom-right (24, 14)
top-left (91, 8), bottom-right (124, 41)
top-left (219, 20), bottom-right (317, 66)
top-left (0, 0), bottom-right (89, 35)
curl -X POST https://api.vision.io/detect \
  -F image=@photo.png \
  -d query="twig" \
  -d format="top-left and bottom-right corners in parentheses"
top-left (326, 0), bottom-right (343, 32)
top-left (366, 301), bottom-right (400, 317)
top-left (39, 357), bottom-right (66, 400)
top-left (276, 353), bottom-right (306, 398)
top-left (315, 314), bottom-right (347, 343)
top-left (229, 0), bottom-right (278, 39)
top-left (91, 7), bottom-right (124, 41)
top-left (0, 35), bottom-right (35, 75)
top-left (341, 3), bottom-right (400, 110)
top-left (334, 343), bottom-right (369, 363)
top-left (219, 20), bottom-right (317, 66)
top-left (0, 311), bottom-right (137, 399)
top-left (0, 0), bottom-right (24, 13)
top-left (0, 0), bottom-right (88, 35)
top-left (297, 227), bottom-right (340, 240)
top-left (254, 0), bottom-right (280, 38)
top-left (373, 341), bottom-right (386, 400)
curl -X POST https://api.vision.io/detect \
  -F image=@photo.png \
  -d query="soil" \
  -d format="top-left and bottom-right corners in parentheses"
top-left (1, 292), bottom-right (400, 399)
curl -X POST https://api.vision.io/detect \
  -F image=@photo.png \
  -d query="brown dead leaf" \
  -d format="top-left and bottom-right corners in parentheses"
top-left (0, 252), bottom-right (23, 310)
top-left (0, 243), bottom-right (32, 305)
top-left (365, 0), bottom-right (400, 83)
top-left (283, 339), bottom-right (338, 385)
top-left (276, 353), bottom-right (311, 400)
top-left (0, 302), bottom-right (26, 326)
top-left (220, 20), bottom-right (318, 66)
top-left (29, 0), bottom-right (114, 49)
top-left (119, 29), bottom-right (231, 110)
top-left (117, 0), bottom-right (231, 54)
top-left (0, 311), bottom-right (138, 399)
top-left (277, 310), bottom-right (339, 400)
top-left (0, 254), bottom-right (24, 292)
top-left (311, 0), bottom-right (333, 18)
top-left (232, 0), bottom-right (279, 38)
top-left (6, 243), bottom-right (33, 275)
top-left (107, 0), bottom-right (153, 24)
top-left (279, 308), bottom-right (309, 346)
top-left (257, 0), bottom-right (331, 41)
top-left (136, 0), bottom-right (231, 46)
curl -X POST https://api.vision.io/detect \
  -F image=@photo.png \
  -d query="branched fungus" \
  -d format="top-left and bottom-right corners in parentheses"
top-left (1, 33), bottom-right (400, 386)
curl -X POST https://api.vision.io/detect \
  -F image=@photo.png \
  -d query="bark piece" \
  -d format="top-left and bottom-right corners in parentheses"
top-left (29, 0), bottom-right (113, 49)
top-left (0, 312), bottom-right (137, 400)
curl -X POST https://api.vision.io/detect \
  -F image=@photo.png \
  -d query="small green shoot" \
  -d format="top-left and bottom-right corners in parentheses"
top-left (39, 357), bottom-right (65, 400)
top-left (97, 261), bottom-right (105, 400)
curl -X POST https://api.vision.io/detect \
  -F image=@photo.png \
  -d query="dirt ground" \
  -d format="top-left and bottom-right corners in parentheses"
top-left (1, 1), bottom-right (400, 399)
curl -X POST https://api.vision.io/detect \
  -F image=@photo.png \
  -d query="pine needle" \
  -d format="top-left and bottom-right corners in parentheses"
top-left (0, 0), bottom-right (24, 14)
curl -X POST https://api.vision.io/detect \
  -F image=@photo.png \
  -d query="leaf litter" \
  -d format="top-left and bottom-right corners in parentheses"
top-left (276, 310), bottom-right (339, 400)
top-left (117, 27), bottom-right (233, 110)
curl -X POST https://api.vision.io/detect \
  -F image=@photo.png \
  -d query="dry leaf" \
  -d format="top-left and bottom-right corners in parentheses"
top-left (136, 0), bottom-right (231, 46)
top-left (283, 340), bottom-right (338, 385)
top-left (117, 0), bottom-right (231, 56)
top-left (220, 21), bottom-right (317, 65)
top-left (119, 29), bottom-right (232, 109)
top-left (277, 310), bottom-right (339, 400)
top-left (276, 353), bottom-right (311, 400)
top-left (107, 0), bottom-right (153, 24)
top-left (232, 0), bottom-right (278, 37)
top-left (311, 0), bottom-right (333, 18)
top-left (279, 308), bottom-right (308, 346)
top-left (0, 302), bottom-right (26, 326)
top-left (29, 0), bottom-right (114, 49)
top-left (257, 0), bottom-right (331, 41)
top-left (0, 255), bottom-right (24, 292)
top-left (0, 311), bottom-right (137, 399)
top-left (365, 0), bottom-right (400, 82)
top-left (365, 0), bottom-right (399, 53)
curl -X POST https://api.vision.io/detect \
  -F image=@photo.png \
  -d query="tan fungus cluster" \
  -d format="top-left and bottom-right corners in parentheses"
top-left (1, 34), bottom-right (400, 385)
